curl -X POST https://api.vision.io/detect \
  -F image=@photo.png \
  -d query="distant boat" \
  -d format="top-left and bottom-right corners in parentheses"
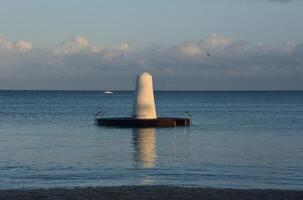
top-left (104, 91), bottom-right (113, 95)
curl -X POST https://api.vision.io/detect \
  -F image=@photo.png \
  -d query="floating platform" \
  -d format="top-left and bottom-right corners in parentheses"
top-left (96, 117), bottom-right (191, 128)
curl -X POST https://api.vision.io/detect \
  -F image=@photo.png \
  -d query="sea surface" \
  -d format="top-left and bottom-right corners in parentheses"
top-left (0, 91), bottom-right (302, 190)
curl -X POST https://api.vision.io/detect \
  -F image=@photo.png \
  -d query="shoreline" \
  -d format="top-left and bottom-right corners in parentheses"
top-left (1, 186), bottom-right (303, 200)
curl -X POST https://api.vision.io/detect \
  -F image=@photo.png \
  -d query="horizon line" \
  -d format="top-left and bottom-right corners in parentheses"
top-left (0, 89), bottom-right (303, 92)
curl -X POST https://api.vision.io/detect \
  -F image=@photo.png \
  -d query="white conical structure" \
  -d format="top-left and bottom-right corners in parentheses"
top-left (132, 72), bottom-right (157, 119)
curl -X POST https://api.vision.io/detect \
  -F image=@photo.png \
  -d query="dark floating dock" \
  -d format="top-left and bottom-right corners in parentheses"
top-left (96, 117), bottom-right (191, 128)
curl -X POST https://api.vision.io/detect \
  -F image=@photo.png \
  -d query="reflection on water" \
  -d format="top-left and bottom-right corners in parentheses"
top-left (132, 128), bottom-right (156, 169)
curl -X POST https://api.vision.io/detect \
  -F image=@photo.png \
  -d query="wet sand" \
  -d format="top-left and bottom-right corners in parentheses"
top-left (0, 186), bottom-right (303, 200)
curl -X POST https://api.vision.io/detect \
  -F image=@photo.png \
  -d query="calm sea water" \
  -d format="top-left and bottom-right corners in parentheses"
top-left (0, 91), bottom-right (302, 190)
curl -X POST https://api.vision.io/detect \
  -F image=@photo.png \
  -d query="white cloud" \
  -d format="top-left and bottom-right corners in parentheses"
top-left (0, 35), bottom-right (32, 51)
top-left (101, 42), bottom-right (130, 61)
top-left (52, 36), bottom-right (101, 55)
top-left (0, 36), bottom-right (13, 49)
top-left (172, 35), bottom-right (234, 57)
top-left (15, 41), bottom-right (32, 51)
top-left (173, 41), bottom-right (202, 56)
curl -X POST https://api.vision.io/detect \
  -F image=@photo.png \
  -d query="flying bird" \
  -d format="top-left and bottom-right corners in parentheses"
top-left (207, 52), bottom-right (210, 56)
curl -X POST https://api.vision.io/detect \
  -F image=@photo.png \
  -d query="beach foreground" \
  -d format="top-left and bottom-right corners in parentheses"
top-left (1, 186), bottom-right (303, 200)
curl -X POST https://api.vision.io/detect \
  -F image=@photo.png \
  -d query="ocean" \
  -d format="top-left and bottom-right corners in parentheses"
top-left (0, 91), bottom-right (302, 189)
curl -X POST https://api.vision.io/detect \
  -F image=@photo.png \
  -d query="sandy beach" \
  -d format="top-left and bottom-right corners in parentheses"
top-left (1, 186), bottom-right (303, 200)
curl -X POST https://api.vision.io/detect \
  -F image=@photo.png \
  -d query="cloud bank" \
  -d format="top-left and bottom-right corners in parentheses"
top-left (0, 35), bottom-right (32, 51)
top-left (0, 34), bottom-right (302, 90)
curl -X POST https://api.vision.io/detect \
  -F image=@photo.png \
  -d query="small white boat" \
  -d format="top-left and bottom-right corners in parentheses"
top-left (104, 91), bottom-right (113, 95)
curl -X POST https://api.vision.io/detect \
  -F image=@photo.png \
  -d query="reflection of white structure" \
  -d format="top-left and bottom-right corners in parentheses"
top-left (132, 72), bottom-right (157, 119)
top-left (133, 128), bottom-right (156, 168)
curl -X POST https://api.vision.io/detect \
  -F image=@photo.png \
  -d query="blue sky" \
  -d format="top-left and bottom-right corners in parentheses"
top-left (0, 0), bottom-right (303, 90)
top-left (1, 0), bottom-right (302, 47)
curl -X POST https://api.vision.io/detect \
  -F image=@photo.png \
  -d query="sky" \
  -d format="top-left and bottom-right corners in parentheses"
top-left (0, 0), bottom-right (303, 90)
